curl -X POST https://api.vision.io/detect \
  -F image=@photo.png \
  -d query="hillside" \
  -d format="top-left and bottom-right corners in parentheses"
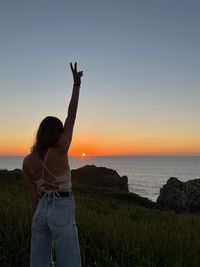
top-left (1, 168), bottom-right (200, 267)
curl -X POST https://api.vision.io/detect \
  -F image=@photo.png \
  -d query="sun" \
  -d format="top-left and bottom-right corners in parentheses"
top-left (81, 152), bottom-right (86, 157)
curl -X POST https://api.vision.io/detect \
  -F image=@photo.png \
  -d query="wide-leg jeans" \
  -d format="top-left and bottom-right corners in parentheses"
top-left (30, 193), bottom-right (82, 267)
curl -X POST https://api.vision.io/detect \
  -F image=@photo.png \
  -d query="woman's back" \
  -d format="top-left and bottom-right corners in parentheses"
top-left (24, 145), bottom-right (70, 185)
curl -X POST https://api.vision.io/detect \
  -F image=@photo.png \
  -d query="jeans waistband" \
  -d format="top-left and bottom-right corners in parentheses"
top-left (40, 190), bottom-right (72, 198)
top-left (36, 190), bottom-right (73, 217)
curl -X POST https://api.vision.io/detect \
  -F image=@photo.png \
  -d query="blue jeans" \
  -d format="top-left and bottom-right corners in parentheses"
top-left (30, 192), bottom-right (82, 267)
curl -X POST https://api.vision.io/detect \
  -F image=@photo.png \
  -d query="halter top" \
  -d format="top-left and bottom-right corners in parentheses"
top-left (34, 148), bottom-right (72, 195)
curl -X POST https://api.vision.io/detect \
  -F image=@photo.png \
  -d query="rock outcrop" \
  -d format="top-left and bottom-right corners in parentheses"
top-left (71, 165), bottom-right (129, 192)
top-left (1, 165), bottom-right (129, 192)
top-left (157, 177), bottom-right (200, 212)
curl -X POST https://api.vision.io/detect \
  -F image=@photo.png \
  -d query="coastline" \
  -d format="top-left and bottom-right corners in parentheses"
top-left (1, 155), bottom-right (200, 202)
top-left (1, 168), bottom-right (200, 266)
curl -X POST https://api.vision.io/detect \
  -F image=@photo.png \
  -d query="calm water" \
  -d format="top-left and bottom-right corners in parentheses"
top-left (0, 156), bottom-right (200, 202)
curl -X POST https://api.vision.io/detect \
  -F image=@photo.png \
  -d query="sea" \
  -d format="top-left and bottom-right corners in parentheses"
top-left (0, 156), bottom-right (200, 202)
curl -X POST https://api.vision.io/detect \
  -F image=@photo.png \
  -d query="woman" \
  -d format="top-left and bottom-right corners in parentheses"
top-left (22, 62), bottom-right (83, 267)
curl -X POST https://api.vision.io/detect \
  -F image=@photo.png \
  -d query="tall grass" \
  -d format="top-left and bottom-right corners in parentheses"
top-left (1, 174), bottom-right (200, 266)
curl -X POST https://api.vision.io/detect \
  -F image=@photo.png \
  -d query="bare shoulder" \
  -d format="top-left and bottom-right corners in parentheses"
top-left (23, 153), bottom-right (31, 161)
top-left (22, 154), bottom-right (30, 169)
top-left (22, 153), bottom-right (37, 174)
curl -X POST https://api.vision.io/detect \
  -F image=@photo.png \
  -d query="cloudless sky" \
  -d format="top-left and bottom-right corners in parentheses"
top-left (0, 0), bottom-right (200, 156)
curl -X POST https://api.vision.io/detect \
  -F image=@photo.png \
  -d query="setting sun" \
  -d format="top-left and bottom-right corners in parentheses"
top-left (81, 153), bottom-right (86, 157)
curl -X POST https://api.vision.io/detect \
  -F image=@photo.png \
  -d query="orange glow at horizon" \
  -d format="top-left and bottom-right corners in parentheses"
top-left (67, 140), bottom-right (200, 157)
top-left (0, 134), bottom-right (200, 156)
top-left (1, 142), bottom-right (200, 156)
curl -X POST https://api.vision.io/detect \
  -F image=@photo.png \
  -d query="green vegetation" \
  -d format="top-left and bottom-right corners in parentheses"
top-left (1, 170), bottom-right (200, 266)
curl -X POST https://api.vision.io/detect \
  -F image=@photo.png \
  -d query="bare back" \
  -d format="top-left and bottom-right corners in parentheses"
top-left (24, 146), bottom-right (70, 184)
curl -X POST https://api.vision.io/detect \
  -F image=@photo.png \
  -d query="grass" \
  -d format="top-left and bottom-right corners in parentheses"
top-left (1, 170), bottom-right (200, 266)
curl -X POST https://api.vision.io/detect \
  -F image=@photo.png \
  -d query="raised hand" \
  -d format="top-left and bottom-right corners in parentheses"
top-left (70, 62), bottom-right (83, 86)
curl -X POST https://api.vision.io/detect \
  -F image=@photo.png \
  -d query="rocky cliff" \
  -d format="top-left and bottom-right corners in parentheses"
top-left (157, 177), bottom-right (200, 212)
top-left (71, 165), bottom-right (128, 192)
top-left (0, 165), bottom-right (129, 192)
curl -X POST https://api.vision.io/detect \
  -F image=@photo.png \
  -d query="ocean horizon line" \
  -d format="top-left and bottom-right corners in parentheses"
top-left (0, 154), bottom-right (200, 158)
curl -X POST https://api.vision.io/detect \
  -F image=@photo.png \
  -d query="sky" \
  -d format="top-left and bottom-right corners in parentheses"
top-left (0, 0), bottom-right (200, 156)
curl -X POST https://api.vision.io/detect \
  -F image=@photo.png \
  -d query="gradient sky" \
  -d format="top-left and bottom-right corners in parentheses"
top-left (0, 0), bottom-right (200, 156)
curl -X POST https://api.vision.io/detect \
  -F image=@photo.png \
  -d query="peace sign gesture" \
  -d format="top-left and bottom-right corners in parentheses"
top-left (70, 62), bottom-right (83, 86)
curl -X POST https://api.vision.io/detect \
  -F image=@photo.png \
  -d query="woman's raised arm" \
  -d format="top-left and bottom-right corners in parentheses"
top-left (59, 62), bottom-right (83, 152)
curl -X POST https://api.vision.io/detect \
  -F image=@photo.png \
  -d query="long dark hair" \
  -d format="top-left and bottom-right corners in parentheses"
top-left (31, 116), bottom-right (64, 160)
